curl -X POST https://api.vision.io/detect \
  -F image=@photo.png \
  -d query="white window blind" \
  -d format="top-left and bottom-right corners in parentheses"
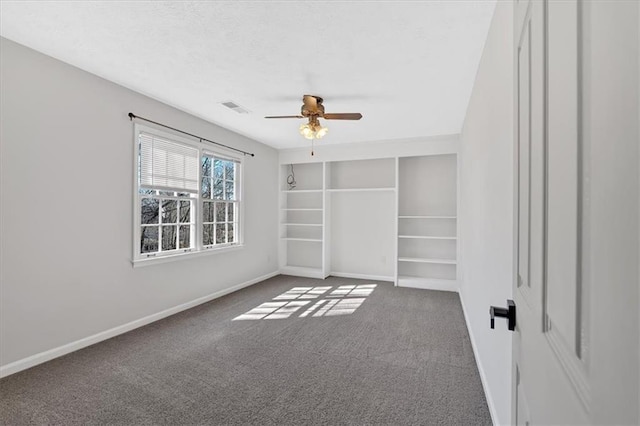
top-left (139, 132), bottom-right (199, 193)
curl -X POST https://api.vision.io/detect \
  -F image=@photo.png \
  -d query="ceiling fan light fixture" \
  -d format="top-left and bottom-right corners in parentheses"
top-left (315, 126), bottom-right (328, 139)
top-left (299, 121), bottom-right (328, 140)
top-left (299, 123), bottom-right (315, 139)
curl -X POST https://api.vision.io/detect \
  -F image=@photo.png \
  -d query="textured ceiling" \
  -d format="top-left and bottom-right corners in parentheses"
top-left (0, 1), bottom-right (496, 149)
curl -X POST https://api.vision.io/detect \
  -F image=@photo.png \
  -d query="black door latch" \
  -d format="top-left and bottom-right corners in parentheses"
top-left (490, 299), bottom-right (516, 331)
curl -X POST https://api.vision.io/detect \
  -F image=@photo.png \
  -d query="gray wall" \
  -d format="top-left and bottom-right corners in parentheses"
top-left (0, 38), bottom-right (279, 367)
top-left (459, 2), bottom-right (513, 425)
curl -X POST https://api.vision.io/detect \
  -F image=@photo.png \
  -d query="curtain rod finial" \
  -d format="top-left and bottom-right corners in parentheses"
top-left (128, 112), bottom-right (135, 121)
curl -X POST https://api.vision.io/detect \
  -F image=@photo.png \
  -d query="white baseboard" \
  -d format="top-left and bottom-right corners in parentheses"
top-left (329, 271), bottom-right (394, 282)
top-left (397, 276), bottom-right (459, 292)
top-left (459, 292), bottom-right (499, 426)
top-left (0, 270), bottom-right (280, 379)
top-left (280, 266), bottom-right (325, 279)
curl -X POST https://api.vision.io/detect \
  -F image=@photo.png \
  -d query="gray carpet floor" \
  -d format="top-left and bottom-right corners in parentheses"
top-left (0, 275), bottom-right (491, 425)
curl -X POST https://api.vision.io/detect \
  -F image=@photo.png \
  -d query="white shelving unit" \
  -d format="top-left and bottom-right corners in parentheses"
top-left (327, 158), bottom-right (396, 281)
top-left (278, 154), bottom-right (458, 292)
top-left (396, 154), bottom-right (458, 291)
top-left (279, 162), bottom-right (326, 279)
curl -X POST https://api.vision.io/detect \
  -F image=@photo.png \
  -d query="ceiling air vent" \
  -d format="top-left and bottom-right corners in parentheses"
top-left (221, 101), bottom-right (249, 114)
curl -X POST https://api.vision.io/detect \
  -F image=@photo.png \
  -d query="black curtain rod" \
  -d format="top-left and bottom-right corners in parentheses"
top-left (128, 112), bottom-right (255, 157)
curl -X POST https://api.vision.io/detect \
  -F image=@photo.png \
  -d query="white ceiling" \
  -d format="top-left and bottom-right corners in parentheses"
top-left (0, 1), bottom-right (496, 150)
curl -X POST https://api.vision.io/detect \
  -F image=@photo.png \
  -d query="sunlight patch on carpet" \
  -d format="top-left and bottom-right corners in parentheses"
top-left (233, 284), bottom-right (376, 321)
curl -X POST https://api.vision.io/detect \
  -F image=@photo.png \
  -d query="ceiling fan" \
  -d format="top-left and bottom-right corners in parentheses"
top-left (265, 95), bottom-right (363, 141)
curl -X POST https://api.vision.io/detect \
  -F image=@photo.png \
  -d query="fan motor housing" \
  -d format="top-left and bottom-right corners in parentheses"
top-left (302, 100), bottom-right (324, 117)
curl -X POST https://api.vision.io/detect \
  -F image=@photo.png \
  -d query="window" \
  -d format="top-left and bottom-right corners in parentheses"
top-left (133, 125), bottom-right (242, 264)
top-left (201, 154), bottom-right (239, 246)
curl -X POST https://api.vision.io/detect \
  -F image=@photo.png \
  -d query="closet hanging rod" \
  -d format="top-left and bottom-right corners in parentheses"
top-left (128, 112), bottom-right (255, 157)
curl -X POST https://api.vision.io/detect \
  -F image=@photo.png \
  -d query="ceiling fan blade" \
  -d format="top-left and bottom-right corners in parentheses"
top-left (322, 113), bottom-right (363, 120)
top-left (264, 115), bottom-right (304, 119)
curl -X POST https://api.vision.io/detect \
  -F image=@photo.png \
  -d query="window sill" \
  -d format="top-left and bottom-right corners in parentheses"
top-left (132, 244), bottom-right (244, 268)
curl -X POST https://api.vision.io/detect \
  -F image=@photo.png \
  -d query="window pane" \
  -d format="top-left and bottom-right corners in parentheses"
top-left (203, 224), bottom-right (214, 246)
top-left (179, 225), bottom-right (191, 249)
top-left (162, 225), bottom-right (177, 250)
top-left (161, 200), bottom-right (177, 223)
top-left (201, 177), bottom-right (211, 199)
top-left (141, 226), bottom-right (159, 253)
top-left (179, 201), bottom-right (191, 223)
top-left (216, 223), bottom-right (226, 244)
top-left (213, 179), bottom-right (224, 200)
top-left (225, 181), bottom-right (235, 200)
top-left (139, 188), bottom-right (156, 195)
top-left (201, 157), bottom-right (212, 179)
top-left (214, 159), bottom-right (224, 179)
top-left (141, 198), bottom-right (159, 224)
top-left (227, 203), bottom-right (235, 222)
top-left (224, 161), bottom-right (235, 181)
top-left (215, 202), bottom-right (226, 223)
top-left (203, 201), bottom-right (214, 223)
top-left (227, 223), bottom-right (235, 243)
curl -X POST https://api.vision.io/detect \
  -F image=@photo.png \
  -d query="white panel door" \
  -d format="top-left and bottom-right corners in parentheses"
top-left (510, 0), bottom-right (639, 424)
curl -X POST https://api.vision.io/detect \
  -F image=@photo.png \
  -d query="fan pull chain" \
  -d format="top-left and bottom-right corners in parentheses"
top-left (311, 139), bottom-right (315, 156)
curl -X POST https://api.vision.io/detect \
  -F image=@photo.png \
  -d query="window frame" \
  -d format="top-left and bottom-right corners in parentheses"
top-left (132, 123), bottom-right (244, 266)
top-left (200, 152), bottom-right (241, 249)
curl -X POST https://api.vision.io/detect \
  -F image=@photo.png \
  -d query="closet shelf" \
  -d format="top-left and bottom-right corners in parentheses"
top-left (282, 208), bottom-right (323, 211)
top-left (281, 189), bottom-right (323, 193)
top-left (398, 275), bottom-right (457, 282)
top-left (282, 223), bottom-right (323, 227)
top-left (327, 187), bottom-right (395, 193)
top-left (398, 235), bottom-right (457, 240)
top-left (398, 257), bottom-right (456, 265)
top-left (398, 215), bottom-right (457, 219)
top-left (281, 237), bottom-right (323, 242)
